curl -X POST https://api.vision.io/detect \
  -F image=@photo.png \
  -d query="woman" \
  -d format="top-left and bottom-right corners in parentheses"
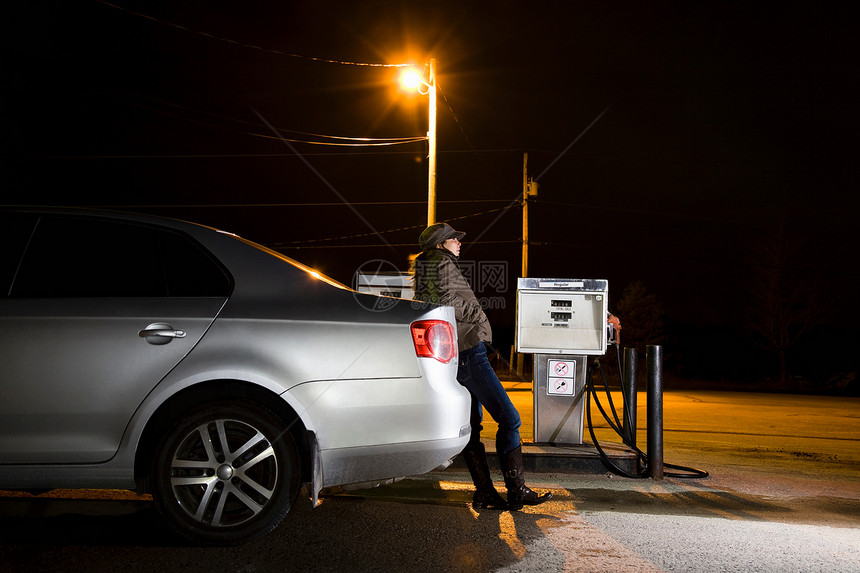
top-left (413, 222), bottom-right (552, 510)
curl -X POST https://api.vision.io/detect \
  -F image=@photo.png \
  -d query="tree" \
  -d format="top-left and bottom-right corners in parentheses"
top-left (741, 216), bottom-right (826, 385)
top-left (615, 280), bottom-right (666, 353)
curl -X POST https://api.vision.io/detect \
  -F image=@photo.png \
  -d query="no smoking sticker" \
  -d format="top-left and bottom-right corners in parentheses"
top-left (547, 359), bottom-right (576, 395)
top-left (548, 377), bottom-right (574, 395)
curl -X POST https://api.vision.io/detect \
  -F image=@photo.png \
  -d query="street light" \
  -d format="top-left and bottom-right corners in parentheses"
top-left (400, 58), bottom-right (437, 227)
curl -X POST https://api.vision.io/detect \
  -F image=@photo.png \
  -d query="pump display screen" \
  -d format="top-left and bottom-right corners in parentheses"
top-left (516, 278), bottom-right (608, 355)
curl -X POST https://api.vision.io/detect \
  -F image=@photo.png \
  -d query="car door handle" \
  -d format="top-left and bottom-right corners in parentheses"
top-left (139, 323), bottom-right (187, 345)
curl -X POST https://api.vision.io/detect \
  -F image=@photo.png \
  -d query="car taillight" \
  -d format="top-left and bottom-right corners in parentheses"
top-left (411, 320), bottom-right (457, 364)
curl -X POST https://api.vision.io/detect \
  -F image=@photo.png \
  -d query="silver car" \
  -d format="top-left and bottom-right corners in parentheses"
top-left (0, 207), bottom-right (471, 544)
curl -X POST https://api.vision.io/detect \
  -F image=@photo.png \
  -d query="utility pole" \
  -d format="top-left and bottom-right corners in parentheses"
top-left (427, 58), bottom-right (437, 226)
top-left (517, 152), bottom-right (538, 376)
top-left (398, 59), bottom-right (437, 226)
top-left (521, 152), bottom-right (539, 278)
top-left (522, 152), bottom-right (529, 278)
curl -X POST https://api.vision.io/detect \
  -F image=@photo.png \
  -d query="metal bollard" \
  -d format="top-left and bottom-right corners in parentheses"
top-left (647, 345), bottom-right (664, 479)
top-left (622, 347), bottom-right (638, 448)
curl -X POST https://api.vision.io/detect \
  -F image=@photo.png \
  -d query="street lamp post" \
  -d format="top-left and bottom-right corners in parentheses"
top-left (401, 58), bottom-right (437, 227)
top-left (427, 58), bottom-right (437, 227)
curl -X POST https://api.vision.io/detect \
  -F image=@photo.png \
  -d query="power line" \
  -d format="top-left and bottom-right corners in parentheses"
top-left (109, 89), bottom-right (427, 147)
top-left (534, 199), bottom-right (736, 223)
top-left (95, 0), bottom-right (410, 68)
top-left (437, 83), bottom-right (473, 150)
top-left (90, 5), bottom-right (480, 152)
top-left (90, 200), bottom-right (514, 208)
top-left (270, 204), bottom-right (518, 246)
top-left (273, 240), bottom-right (520, 250)
top-left (13, 147), bottom-right (540, 160)
top-left (12, 149), bottom-right (513, 160)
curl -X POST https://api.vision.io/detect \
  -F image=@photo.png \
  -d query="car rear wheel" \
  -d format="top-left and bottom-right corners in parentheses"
top-left (151, 400), bottom-right (300, 545)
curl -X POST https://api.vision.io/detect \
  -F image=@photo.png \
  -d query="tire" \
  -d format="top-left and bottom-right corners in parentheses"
top-left (151, 400), bottom-right (300, 545)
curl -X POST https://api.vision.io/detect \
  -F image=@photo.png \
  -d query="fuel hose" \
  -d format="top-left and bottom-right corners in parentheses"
top-left (586, 350), bottom-right (709, 479)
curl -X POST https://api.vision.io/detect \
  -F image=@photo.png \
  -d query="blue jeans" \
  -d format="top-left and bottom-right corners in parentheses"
top-left (457, 342), bottom-right (522, 456)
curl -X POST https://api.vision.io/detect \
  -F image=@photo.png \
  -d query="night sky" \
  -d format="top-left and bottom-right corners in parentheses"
top-left (4, 1), bottom-right (858, 385)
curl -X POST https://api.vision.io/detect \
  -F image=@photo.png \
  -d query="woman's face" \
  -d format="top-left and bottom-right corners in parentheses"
top-left (441, 237), bottom-right (461, 257)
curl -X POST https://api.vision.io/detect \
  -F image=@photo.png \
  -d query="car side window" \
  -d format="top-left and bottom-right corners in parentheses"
top-left (0, 212), bottom-right (38, 298)
top-left (159, 228), bottom-right (232, 297)
top-left (10, 216), bottom-right (231, 298)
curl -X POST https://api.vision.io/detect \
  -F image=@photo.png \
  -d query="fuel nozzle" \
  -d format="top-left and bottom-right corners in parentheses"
top-left (606, 313), bottom-right (621, 346)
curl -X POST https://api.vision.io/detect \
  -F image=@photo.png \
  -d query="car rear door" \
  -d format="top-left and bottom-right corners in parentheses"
top-left (0, 214), bottom-right (231, 464)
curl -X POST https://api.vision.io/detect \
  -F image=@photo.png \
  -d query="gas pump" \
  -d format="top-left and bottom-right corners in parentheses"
top-left (516, 278), bottom-right (708, 479)
top-left (516, 278), bottom-right (616, 445)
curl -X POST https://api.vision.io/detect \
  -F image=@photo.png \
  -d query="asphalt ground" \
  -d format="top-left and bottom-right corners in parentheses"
top-left (334, 384), bottom-right (860, 571)
top-left (1, 385), bottom-right (858, 572)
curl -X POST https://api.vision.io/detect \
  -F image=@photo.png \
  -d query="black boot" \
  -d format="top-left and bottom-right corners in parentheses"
top-left (461, 442), bottom-right (508, 510)
top-left (499, 445), bottom-right (552, 510)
